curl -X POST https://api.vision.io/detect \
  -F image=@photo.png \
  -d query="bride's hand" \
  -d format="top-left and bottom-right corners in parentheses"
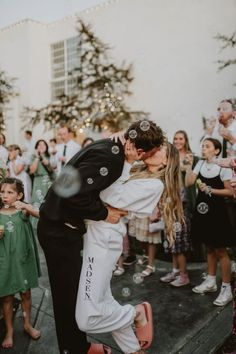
top-left (109, 131), bottom-right (126, 144)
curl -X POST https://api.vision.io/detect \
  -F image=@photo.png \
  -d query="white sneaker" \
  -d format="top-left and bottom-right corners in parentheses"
top-left (192, 278), bottom-right (217, 294)
top-left (213, 286), bottom-right (233, 306)
top-left (113, 267), bottom-right (125, 276)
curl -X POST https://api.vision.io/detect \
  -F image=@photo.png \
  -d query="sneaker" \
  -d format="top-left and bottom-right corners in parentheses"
top-left (213, 286), bottom-right (233, 306)
top-left (160, 271), bottom-right (180, 283)
top-left (141, 265), bottom-right (155, 277)
top-left (113, 267), bottom-right (125, 276)
top-left (170, 274), bottom-right (190, 287)
top-left (123, 255), bottom-right (137, 266)
top-left (192, 278), bottom-right (217, 294)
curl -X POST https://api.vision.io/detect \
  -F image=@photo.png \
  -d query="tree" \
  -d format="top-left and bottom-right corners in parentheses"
top-left (0, 69), bottom-right (17, 132)
top-left (24, 19), bottom-right (148, 132)
top-left (215, 31), bottom-right (236, 106)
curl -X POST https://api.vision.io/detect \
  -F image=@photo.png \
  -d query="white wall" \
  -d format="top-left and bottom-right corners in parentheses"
top-left (0, 0), bottom-right (236, 152)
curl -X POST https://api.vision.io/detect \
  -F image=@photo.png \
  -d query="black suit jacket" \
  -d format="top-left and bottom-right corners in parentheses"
top-left (40, 138), bottom-right (125, 227)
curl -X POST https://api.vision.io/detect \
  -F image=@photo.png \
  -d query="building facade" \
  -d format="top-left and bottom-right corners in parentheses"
top-left (0, 0), bottom-right (236, 151)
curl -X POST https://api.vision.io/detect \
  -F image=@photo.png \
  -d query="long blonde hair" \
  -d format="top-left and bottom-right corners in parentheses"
top-left (129, 142), bottom-right (184, 245)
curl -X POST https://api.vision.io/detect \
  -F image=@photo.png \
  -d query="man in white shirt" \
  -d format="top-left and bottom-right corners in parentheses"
top-left (205, 100), bottom-right (236, 157)
top-left (55, 125), bottom-right (81, 174)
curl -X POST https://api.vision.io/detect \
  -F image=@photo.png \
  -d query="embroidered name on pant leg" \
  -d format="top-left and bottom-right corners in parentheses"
top-left (84, 256), bottom-right (94, 300)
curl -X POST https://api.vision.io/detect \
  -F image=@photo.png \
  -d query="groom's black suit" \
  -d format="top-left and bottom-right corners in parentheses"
top-left (37, 139), bottom-right (125, 354)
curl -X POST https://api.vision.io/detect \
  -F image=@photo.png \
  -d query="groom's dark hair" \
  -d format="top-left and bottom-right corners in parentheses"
top-left (124, 120), bottom-right (165, 152)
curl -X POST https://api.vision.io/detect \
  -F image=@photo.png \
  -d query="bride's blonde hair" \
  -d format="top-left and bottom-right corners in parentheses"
top-left (129, 142), bottom-right (184, 245)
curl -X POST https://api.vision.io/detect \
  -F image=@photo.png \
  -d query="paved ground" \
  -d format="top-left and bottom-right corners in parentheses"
top-left (0, 244), bottom-right (233, 354)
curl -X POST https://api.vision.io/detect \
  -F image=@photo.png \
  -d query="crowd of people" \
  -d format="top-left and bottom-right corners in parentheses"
top-left (0, 98), bottom-right (235, 354)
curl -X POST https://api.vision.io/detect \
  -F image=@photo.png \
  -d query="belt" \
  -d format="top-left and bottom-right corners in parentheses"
top-left (64, 222), bottom-right (79, 230)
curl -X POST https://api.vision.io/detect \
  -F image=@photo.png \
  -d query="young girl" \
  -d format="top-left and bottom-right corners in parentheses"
top-left (76, 142), bottom-right (184, 354)
top-left (0, 177), bottom-right (41, 348)
top-left (185, 138), bottom-right (234, 306)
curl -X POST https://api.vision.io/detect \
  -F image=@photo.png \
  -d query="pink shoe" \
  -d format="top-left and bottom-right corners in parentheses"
top-left (170, 273), bottom-right (190, 287)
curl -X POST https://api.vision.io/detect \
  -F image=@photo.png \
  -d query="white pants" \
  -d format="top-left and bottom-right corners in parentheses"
top-left (76, 220), bottom-right (140, 354)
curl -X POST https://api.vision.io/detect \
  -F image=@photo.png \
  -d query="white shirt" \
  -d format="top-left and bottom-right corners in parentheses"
top-left (193, 160), bottom-right (232, 181)
top-left (100, 162), bottom-right (164, 218)
top-left (55, 140), bottom-right (81, 173)
top-left (205, 120), bottom-right (236, 156)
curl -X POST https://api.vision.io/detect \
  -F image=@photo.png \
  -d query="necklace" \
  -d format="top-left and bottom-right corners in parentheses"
top-left (205, 161), bottom-right (214, 171)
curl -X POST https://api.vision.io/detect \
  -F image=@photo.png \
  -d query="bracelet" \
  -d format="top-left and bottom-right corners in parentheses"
top-left (205, 185), bottom-right (212, 197)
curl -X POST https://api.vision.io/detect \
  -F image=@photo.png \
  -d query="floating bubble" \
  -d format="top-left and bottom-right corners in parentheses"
top-left (53, 165), bottom-right (81, 198)
top-left (163, 240), bottom-right (169, 249)
top-left (87, 177), bottom-right (94, 185)
top-left (133, 273), bottom-right (144, 284)
top-left (111, 145), bottom-right (120, 154)
top-left (129, 130), bottom-right (138, 139)
top-left (100, 167), bottom-right (109, 176)
top-left (197, 202), bottom-right (209, 214)
top-left (140, 120), bottom-right (150, 131)
top-left (122, 287), bottom-right (131, 297)
top-left (173, 222), bottom-right (182, 233)
top-left (4, 204), bottom-right (10, 209)
top-left (166, 197), bottom-right (172, 203)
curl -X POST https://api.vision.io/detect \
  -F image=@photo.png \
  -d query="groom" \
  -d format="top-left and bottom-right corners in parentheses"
top-left (37, 119), bottom-right (164, 354)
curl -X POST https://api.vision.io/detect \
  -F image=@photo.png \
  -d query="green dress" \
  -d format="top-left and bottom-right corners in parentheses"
top-left (31, 155), bottom-right (53, 229)
top-left (0, 211), bottom-right (41, 297)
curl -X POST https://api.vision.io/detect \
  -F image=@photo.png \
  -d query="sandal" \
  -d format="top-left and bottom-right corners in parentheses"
top-left (141, 265), bottom-right (155, 277)
top-left (88, 343), bottom-right (112, 353)
top-left (113, 266), bottom-right (125, 276)
top-left (137, 255), bottom-right (148, 266)
top-left (135, 302), bottom-right (153, 349)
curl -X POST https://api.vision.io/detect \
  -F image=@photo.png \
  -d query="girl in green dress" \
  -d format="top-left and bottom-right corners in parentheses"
top-left (0, 177), bottom-right (41, 349)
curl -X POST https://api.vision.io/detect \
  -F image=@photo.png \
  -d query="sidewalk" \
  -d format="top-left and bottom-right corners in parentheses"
top-left (0, 246), bottom-right (233, 354)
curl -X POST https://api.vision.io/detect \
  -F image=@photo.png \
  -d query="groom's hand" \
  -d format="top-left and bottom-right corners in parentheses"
top-left (105, 206), bottom-right (127, 224)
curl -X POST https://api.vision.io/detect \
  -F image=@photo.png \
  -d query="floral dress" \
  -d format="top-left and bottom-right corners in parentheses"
top-left (0, 211), bottom-right (41, 297)
top-left (31, 156), bottom-right (53, 229)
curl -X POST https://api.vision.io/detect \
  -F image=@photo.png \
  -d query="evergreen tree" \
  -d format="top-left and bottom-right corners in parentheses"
top-left (24, 19), bottom-right (148, 132)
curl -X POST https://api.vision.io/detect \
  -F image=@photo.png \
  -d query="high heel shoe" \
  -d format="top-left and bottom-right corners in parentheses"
top-left (141, 265), bottom-right (155, 277)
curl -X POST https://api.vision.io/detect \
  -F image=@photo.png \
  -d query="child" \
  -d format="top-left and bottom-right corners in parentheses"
top-left (0, 177), bottom-right (41, 348)
top-left (185, 138), bottom-right (235, 306)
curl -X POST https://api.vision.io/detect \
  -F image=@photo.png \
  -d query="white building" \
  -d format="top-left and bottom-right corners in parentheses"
top-left (0, 0), bottom-right (236, 152)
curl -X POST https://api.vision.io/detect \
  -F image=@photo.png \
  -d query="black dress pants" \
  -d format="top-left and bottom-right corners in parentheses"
top-left (37, 217), bottom-right (90, 354)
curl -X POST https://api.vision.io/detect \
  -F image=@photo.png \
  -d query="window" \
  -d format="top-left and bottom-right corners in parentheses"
top-left (51, 36), bottom-right (80, 100)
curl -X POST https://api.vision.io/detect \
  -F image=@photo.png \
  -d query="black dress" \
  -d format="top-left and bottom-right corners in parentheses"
top-left (191, 169), bottom-right (235, 248)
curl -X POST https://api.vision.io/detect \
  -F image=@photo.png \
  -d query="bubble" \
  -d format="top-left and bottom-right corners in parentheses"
top-left (129, 130), bottom-right (138, 139)
top-left (4, 205), bottom-right (10, 209)
top-left (111, 146), bottom-right (120, 154)
top-left (86, 177), bottom-right (94, 185)
top-left (197, 202), bottom-right (209, 214)
top-left (166, 197), bottom-right (172, 203)
top-left (100, 167), bottom-right (109, 176)
top-left (24, 279), bottom-right (28, 284)
top-left (133, 273), bottom-right (144, 284)
top-left (140, 120), bottom-right (150, 131)
top-left (173, 222), bottom-right (182, 233)
top-left (122, 287), bottom-right (131, 297)
top-left (163, 240), bottom-right (169, 249)
top-left (53, 165), bottom-right (81, 198)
